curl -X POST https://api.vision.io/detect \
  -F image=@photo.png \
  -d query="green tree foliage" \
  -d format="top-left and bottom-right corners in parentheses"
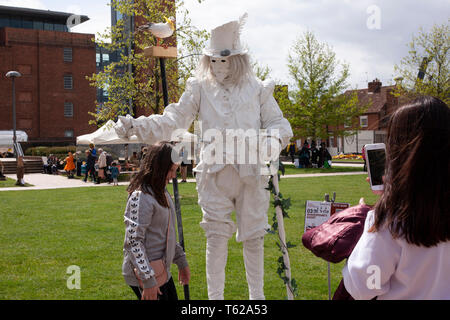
top-left (86, 0), bottom-right (208, 126)
top-left (394, 23), bottom-right (450, 105)
top-left (282, 31), bottom-right (365, 141)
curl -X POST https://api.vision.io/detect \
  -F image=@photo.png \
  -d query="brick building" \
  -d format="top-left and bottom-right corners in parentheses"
top-left (0, 5), bottom-right (96, 146)
top-left (331, 79), bottom-right (402, 154)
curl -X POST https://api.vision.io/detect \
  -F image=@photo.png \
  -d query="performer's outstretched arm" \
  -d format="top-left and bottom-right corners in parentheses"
top-left (115, 78), bottom-right (201, 144)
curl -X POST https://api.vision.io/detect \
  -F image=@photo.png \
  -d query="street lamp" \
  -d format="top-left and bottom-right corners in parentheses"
top-left (6, 71), bottom-right (22, 154)
top-left (6, 71), bottom-right (23, 186)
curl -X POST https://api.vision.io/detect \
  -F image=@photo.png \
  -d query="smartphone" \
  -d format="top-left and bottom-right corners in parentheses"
top-left (364, 143), bottom-right (386, 191)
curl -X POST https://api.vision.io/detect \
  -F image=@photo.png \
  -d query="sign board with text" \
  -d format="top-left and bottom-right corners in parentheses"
top-left (304, 201), bottom-right (350, 232)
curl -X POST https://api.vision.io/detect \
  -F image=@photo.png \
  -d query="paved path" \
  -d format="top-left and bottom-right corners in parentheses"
top-left (1, 169), bottom-right (367, 192)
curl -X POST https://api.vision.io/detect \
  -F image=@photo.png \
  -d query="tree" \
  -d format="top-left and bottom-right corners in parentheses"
top-left (86, 0), bottom-right (208, 126)
top-left (393, 23), bottom-right (449, 105)
top-left (282, 31), bottom-right (365, 142)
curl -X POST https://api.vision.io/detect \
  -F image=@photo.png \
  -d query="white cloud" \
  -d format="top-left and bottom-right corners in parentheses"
top-left (183, 0), bottom-right (449, 89)
top-left (0, 0), bottom-right (46, 9)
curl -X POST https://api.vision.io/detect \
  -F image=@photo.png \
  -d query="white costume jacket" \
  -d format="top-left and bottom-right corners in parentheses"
top-left (128, 76), bottom-right (293, 177)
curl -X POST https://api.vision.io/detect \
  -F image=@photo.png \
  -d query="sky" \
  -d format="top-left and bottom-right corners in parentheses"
top-left (1, 0), bottom-right (449, 89)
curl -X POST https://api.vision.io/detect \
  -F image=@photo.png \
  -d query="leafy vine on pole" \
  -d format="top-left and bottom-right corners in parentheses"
top-left (266, 160), bottom-right (298, 299)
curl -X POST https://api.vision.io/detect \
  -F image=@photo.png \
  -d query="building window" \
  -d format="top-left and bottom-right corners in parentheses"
top-left (55, 24), bottom-right (66, 32)
top-left (64, 102), bottom-right (74, 117)
top-left (64, 75), bottom-right (73, 89)
top-left (44, 22), bottom-right (54, 31)
top-left (96, 53), bottom-right (101, 67)
top-left (64, 130), bottom-right (74, 138)
top-left (10, 16), bottom-right (21, 28)
top-left (360, 116), bottom-right (368, 128)
top-left (63, 47), bottom-right (73, 62)
top-left (102, 53), bottom-right (109, 63)
top-left (33, 20), bottom-right (43, 30)
top-left (0, 15), bottom-right (9, 28)
top-left (22, 18), bottom-right (33, 29)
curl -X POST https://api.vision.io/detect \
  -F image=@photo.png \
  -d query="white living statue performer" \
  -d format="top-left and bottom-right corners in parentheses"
top-left (114, 13), bottom-right (293, 300)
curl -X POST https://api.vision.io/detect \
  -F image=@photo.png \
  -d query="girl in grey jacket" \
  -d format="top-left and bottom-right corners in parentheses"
top-left (122, 141), bottom-right (190, 300)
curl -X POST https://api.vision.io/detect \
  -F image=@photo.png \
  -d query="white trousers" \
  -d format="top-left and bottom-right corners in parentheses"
top-left (206, 235), bottom-right (265, 300)
top-left (196, 165), bottom-right (270, 300)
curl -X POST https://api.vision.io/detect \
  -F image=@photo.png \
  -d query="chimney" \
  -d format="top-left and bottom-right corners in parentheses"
top-left (368, 78), bottom-right (382, 93)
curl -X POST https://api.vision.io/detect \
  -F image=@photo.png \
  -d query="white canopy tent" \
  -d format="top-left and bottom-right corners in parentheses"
top-left (0, 130), bottom-right (28, 145)
top-left (76, 120), bottom-right (140, 145)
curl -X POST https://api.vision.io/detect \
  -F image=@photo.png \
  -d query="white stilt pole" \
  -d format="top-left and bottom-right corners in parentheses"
top-left (272, 171), bottom-right (294, 300)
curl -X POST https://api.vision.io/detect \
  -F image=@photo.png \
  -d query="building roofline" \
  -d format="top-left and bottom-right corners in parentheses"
top-left (0, 5), bottom-right (89, 25)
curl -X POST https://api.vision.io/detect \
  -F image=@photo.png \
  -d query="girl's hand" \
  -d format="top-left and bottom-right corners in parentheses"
top-left (366, 177), bottom-right (384, 195)
top-left (178, 266), bottom-right (190, 285)
top-left (142, 286), bottom-right (161, 300)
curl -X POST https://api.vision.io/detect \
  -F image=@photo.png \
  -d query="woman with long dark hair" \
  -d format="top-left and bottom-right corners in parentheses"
top-left (342, 96), bottom-right (450, 299)
top-left (122, 141), bottom-right (190, 300)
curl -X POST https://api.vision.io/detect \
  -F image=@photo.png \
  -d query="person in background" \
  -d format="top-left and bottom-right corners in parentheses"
top-left (288, 142), bottom-right (296, 163)
top-left (97, 148), bottom-right (107, 184)
top-left (342, 96), bottom-right (450, 299)
top-left (0, 159), bottom-right (6, 181)
top-left (318, 142), bottom-right (331, 168)
top-left (361, 145), bottom-right (367, 172)
top-left (110, 162), bottom-right (120, 186)
top-left (83, 149), bottom-right (97, 183)
top-left (179, 145), bottom-right (188, 183)
top-left (89, 143), bottom-right (97, 158)
top-left (122, 141), bottom-right (190, 300)
top-left (15, 156), bottom-right (25, 186)
top-left (128, 151), bottom-right (138, 171)
top-left (298, 142), bottom-right (310, 168)
top-left (64, 152), bottom-right (76, 179)
top-left (310, 141), bottom-right (319, 168)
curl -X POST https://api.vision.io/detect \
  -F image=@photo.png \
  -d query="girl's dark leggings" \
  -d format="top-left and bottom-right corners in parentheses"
top-left (130, 277), bottom-right (178, 300)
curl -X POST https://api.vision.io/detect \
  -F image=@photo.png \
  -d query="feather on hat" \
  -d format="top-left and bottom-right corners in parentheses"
top-left (203, 13), bottom-right (248, 58)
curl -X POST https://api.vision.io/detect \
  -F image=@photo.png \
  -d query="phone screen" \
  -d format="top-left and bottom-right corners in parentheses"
top-left (367, 149), bottom-right (385, 186)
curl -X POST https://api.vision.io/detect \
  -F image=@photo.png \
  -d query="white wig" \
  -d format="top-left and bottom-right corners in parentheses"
top-left (195, 53), bottom-right (254, 86)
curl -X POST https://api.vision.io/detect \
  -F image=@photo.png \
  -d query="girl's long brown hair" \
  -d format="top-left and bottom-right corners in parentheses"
top-left (127, 141), bottom-right (176, 208)
top-left (371, 96), bottom-right (450, 247)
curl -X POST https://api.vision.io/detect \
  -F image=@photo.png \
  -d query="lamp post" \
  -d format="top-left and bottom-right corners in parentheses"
top-left (6, 71), bottom-right (22, 154)
top-left (6, 71), bottom-right (23, 185)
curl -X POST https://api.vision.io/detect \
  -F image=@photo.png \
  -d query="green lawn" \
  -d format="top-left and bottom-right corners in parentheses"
top-left (282, 164), bottom-right (363, 175)
top-left (0, 173), bottom-right (376, 300)
top-left (0, 177), bottom-right (33, 188)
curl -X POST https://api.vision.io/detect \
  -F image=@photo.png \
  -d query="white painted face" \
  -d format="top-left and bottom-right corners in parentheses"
top-left (210, 57), bottom-right (230, 83)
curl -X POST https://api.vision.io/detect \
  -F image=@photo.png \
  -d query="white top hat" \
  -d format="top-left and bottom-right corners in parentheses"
top-left (203, 13), bottom-right (248, 58)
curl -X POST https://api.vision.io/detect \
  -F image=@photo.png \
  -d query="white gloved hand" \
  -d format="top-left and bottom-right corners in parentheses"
top-left (114, 114), bottom-right (135, 139)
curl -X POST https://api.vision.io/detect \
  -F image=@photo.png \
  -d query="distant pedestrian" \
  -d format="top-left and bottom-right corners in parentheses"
top-left (64, 152), bottom-right (76, 178)
top-left (83, 149), bottom-right (97, 183)
top-left (288, 142), bottom-right (296, 163)
top-left (299, 142), bottom-right (310, 168)
top-left (180, 146), bottom-right (188, 182)
top-left (318, 142), bottom-right (331, 168)
top-left (310, 141), bottom-right (319, 168)
top-left (89, 143), bottom-right (97, 158)
top-left (97, 148), bottom-right (107, 184)
top-left (110, 162), bottom-right (120, 186)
